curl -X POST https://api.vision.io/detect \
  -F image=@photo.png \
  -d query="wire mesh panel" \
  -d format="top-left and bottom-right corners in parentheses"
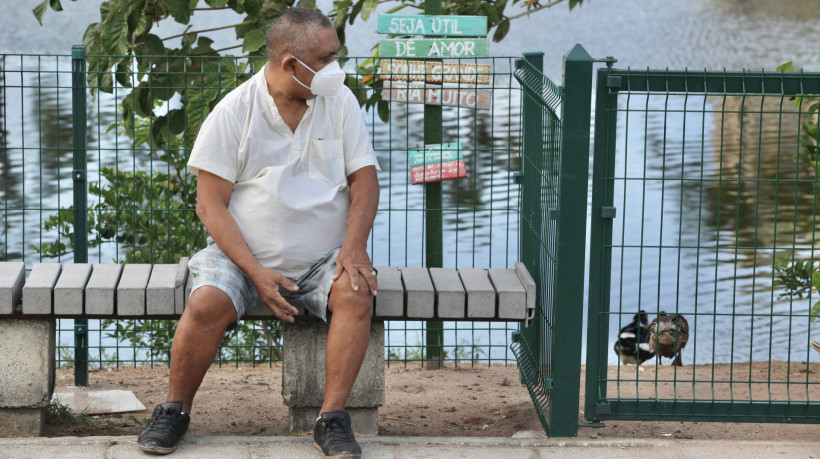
top-left (586, 69), bottom-right (820, 422)
top-left (1, 52), bottom-right (524, 369)
top-left (510, 47), bottom-right (593, 436)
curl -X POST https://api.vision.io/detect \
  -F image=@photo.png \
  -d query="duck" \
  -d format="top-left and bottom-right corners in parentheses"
top-left (647, 312), bottom-right (689, 366)
top-left (613, 311), bottom-right (655, 365)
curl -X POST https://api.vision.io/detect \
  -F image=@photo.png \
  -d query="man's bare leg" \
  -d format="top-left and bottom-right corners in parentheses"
top-left (319, 273), bottom-right (373, 414)
top-left (167, 286), bottom-right (237, 413)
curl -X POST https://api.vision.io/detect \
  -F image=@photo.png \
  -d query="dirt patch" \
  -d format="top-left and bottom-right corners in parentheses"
top-left (43, 362), bottom-right (820, 441)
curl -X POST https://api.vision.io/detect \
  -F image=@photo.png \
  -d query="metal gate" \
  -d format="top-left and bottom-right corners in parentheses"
top-left (586, 68), bottom-right (820, 422)
top-left (511, 45), bottom-right (593, 436)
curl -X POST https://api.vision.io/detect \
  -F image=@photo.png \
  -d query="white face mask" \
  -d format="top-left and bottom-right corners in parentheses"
top-left (292, 57), bottom-right (346, 97)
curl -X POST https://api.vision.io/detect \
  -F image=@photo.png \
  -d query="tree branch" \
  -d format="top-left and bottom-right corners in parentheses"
top-left (212, 45), bottom-right (243, 54)
top-left (506, 0), bottom-right (566, 21)
top-left (162, 22), bottom-right (251, 42)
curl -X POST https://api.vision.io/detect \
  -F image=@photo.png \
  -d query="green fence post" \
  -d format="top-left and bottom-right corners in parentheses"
top-left (71, 45), bottom-right (88, 386)
top-left (550, 44), bottom-right (594, 437)
top-left (423, 0), bottom-right (444, 369)
top-left (584, 67), bottom-right (619, 421)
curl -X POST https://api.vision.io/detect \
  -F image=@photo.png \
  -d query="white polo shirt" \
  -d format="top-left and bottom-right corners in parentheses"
top-left (187, 66), bottom-right (380, 279)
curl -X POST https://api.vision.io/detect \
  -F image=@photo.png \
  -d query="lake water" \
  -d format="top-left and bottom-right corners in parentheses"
top-left (3, 0), bottom-right (820, 365)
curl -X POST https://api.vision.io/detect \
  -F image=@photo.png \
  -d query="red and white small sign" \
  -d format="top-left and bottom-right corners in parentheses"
top-left (410, 160), bottom-right (467, 184)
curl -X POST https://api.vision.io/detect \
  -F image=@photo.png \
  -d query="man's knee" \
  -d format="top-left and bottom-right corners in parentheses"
top-left (184, 286), bottom-right (238, 328)
top-left (328, 275), bottom-right (373, 319)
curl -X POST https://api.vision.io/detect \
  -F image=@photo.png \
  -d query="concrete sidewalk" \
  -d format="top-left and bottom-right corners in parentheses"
top-left (0, 435), bottom-right (817, 458)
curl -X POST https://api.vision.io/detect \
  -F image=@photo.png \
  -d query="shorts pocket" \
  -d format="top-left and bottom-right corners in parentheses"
top-left (308, 138), bottom-right (346, 188)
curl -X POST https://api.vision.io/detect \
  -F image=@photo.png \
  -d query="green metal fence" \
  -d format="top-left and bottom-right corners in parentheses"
top-left (0, 51), bottom-right (524, 371)
top-left (510, 45), bottom-right (593, 436)
top-left (586, 68), bottom-right (820, 423)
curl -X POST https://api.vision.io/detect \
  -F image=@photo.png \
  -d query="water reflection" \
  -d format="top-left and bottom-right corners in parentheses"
top-left (608, 89), bottom-right (820, 363)
top-left (0, 57), bottom-right (6, 259)
top-left (368, 67), bottom-right (522, 269)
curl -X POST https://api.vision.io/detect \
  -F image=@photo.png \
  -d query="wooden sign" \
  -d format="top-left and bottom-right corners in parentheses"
top-left (379, 38), bottom-right (489, 59)
top-left (382, 81), bottom-right (492, 110)
top-left (380, 60), bottom-right (491, 85)
top-left (409, 142), bottom-right (463, 167)
top-left (409, 143), bottom-right (467, 185)
top-left (377, 14), bottom-right (488, 37)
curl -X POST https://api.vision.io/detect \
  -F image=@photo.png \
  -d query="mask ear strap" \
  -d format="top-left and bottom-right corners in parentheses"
top-left (292, 56), bottom-right (316, 75)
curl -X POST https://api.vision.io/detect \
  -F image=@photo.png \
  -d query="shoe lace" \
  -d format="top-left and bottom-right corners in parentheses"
top-left (146, 407), bottom-right (180, 434)
top-left (325, 417), bottom-right (354, 442)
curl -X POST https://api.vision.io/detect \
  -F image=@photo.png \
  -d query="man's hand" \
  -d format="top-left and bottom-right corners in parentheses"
top-left (250, 268), bottom-right (300, 323)
top-left (332, 245), bottom-right (378, 296)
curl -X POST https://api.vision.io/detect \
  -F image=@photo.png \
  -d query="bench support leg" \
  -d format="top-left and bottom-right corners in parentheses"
top-left (0, 319), bottom-right (55, 436)
top-left (282, 320), bottom-right (384, 435)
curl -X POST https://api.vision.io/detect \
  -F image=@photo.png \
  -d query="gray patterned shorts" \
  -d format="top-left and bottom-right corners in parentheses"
top-left (187, 243), bottom-right (339, 324)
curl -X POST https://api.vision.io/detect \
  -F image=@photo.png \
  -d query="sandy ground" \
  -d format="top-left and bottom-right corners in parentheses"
top-left (44, 361), bottom-right (820, 441)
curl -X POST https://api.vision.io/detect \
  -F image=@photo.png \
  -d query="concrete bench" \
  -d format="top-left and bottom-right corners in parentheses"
top-left (0, 260), bottom-right (535, 436)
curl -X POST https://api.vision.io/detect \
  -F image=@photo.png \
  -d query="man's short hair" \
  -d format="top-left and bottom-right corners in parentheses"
top-left (266, 7), bottom-right (334, 61)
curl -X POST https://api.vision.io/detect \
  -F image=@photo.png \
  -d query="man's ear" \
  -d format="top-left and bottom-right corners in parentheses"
top-left (281, 55), bottom-right (298, 75)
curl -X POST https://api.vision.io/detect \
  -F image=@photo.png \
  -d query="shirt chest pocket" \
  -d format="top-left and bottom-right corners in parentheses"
top-left (308, 138), bottom-right (346, 188)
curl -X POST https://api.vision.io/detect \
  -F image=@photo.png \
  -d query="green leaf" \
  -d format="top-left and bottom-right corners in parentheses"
top-left (492, 18), bottom-right (510, 43)
top-left (137, 34), bottom-right (166, 55)
top-left (360, 0), bottom-right (378, 21)
top-left (481, 3), bottom-right (500, 24)
top-left (802, 120), bottom-right (818, 139)
top-left (776, 61), bottom-right (794, 72)
top-left (205, 0), bottom-right (230, 7)
top-left (243, 0), bottom-right (264, 16)
top-left (799, 136), bottom-right (817, 149)
top-left (297, 0), bottom-right (317, 10)
top-left (115, 59), bottom-right (133, 88)
top-left (82, 22), bottom-right (102, 54)
top-left (242, 27), bottom-right (267, 54)
top-left (168, 109), bottom-right (187, 135)
top-left (131, 85), bottom-right (154, 118)
top-left (810, 301), bottom-right (820, 323)
top-left (377, 99), bottom-right (389, 123)
top-left (32, 0), bottom-right (50, 25)
top-left (101, 1), bottom-right (131, 55)
top-left (163, 0), bottom-right (191, 24)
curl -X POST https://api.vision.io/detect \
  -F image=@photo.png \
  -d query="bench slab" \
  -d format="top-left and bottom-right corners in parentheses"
top-left (0, 262), bottom-right (535, 321)
top-left (22, 264), bottom-right (61, 315)
top-left (0, 263), bottom-right (25, 315)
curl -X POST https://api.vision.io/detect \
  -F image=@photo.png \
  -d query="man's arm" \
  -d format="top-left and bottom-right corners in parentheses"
top-left (332, 165), bottom-right (380, 295)
top-left (195, 170), bottom-right (300, 322)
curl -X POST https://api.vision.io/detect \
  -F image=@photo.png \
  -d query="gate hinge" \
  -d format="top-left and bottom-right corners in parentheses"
top-left (512, 172), bottom-right (523, 185)
top-left (549, 208), bottom-right (560, 220)
top-left (596, 402), bottom-right (612, 415)
top-left (606, 75), bottom-right (622, 90)
top-left (511, 331), bottom-right (522, 343)
top-left (544, 378), bottom-right (554, 389)
top-left (601, 206), bottom-right (617, 219)
top-left (593, 56), bottom-right (618, 68)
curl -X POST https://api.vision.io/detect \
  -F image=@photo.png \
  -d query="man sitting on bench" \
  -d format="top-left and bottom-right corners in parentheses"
top-left (137, 7), bottom-right (380, 457)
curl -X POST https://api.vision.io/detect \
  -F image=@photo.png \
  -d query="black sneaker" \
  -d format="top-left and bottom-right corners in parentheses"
top-left (313, 411), bottom-right (362, 458)
top-left (137, 402), bottom-right (190, 455)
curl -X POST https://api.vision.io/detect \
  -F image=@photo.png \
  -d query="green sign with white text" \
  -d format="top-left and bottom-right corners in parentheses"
top-left (378, 38), bottom-right (489, 59)
top-left (377, 14), bottom-right (488, 37)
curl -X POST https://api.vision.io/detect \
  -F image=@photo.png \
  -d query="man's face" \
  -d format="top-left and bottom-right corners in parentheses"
top-left (291, 26), bottom-right (341, 97)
